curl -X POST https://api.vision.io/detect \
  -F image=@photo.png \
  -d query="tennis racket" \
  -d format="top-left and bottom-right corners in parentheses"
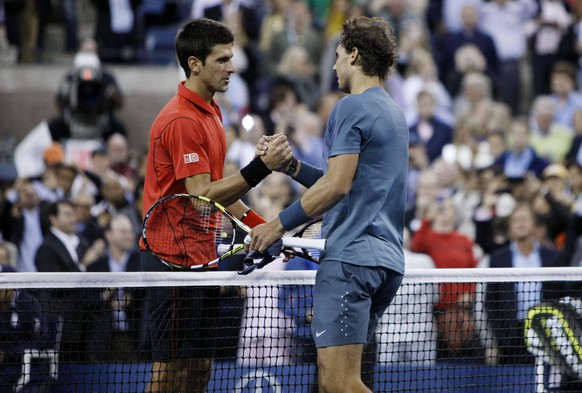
top-left (239, 218), bottom-right (324, 274)
top-left (142, 194), bottom-right (326, 271)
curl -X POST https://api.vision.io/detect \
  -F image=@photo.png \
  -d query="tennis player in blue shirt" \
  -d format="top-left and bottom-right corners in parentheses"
top-left (249, 16), bottom-right (408, 393)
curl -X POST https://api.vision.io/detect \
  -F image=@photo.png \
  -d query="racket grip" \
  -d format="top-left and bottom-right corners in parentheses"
top-left (282, 237), bottom-right (326, 251)
top-left (217, 244), bottom-right (246, 256)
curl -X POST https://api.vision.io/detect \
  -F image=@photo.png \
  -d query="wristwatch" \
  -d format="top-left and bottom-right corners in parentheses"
top-left (285, 157), bottom-right (298, 176)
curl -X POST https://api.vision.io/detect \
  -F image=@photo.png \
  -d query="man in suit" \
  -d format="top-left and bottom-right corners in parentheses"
top-left (485, 203), bottom-right (565, 365)
top-left (34, 199), bottom-right (105, 361)
top-left (86, 214), bottom-right (142, 361)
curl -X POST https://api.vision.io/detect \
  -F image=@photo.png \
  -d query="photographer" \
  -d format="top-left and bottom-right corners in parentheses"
top-left (14, 39), bottom-right (126, 179)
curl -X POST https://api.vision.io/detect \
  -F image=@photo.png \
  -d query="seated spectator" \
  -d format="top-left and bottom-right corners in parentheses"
top-left (274, 45), bottom-right (320, 111)
top-left (485, 204), bottom-right (565, 365)
top-left (529, 95), bottom-right (574, 162)
top-left (549, 61), bottom-right (582, 129)
top-left (493, 118), bottom-right (549, 179)
top-left (91, 175), bottom-right (132, 228)
top-left (106, 133), bottom-right (138, 186)
top-left (35, 200), bottom-right (106, 362)
top-left (86, 214), bottom-right (143, 362)
top-left (411, 195), bottom-right (484, 362)
top-left (409, 90), bottom-right (454, 163)
top-left (54, 163), bottom-right (99, 201)
top-left (73, 193), bottom-right (104, 244)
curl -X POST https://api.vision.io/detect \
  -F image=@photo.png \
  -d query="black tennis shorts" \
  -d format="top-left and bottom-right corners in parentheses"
top-left (141, 251), bottom-right (220, 361)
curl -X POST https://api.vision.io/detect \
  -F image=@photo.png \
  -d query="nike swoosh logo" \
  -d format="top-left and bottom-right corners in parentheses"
top-left (315, 330), bottom-right (327, 338)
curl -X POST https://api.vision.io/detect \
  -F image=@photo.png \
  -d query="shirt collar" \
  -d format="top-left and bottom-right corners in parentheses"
top-left (177, 81), bottom-right (222, 120)
top-left (510, 241), bottom-right (540, 257)
top-left (50, 227), bottom-right (80, 248)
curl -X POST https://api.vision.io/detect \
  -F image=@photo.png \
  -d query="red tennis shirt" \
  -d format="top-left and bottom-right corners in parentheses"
top-left (139, 82), bottom-right (227, 264)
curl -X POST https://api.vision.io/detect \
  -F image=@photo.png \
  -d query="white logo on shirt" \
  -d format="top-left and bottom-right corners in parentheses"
top-left (184, 153), bottom-right (199, 164)
top-left (315, 329), bottom-right (327, 338)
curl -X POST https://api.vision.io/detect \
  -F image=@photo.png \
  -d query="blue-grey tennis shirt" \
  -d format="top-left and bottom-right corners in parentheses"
top-left (321, 87), bottom-right (408, 275)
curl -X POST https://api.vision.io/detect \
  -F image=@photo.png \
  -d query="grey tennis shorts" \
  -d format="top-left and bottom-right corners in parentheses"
top-left (311, 260), bottom-right (403, 348)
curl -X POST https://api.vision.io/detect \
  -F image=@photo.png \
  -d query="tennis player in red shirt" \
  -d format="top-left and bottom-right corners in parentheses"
top-left (140, 18), bottom-right (292, 392)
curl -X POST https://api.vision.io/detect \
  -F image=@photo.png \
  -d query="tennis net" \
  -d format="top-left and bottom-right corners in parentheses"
top-left (2, 266), bottom-right (582, 392)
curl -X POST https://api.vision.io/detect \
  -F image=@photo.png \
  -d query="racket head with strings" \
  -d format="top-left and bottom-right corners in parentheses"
top-left (142, 194), bottom-right (248, 270)
top-left (281, 218), bottom-right (324, 263)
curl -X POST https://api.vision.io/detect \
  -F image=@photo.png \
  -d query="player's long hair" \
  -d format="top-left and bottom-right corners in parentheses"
top-left (175, 18), bottom-right (234, 78)
top-left (339, 16), bottom-right (398, 81)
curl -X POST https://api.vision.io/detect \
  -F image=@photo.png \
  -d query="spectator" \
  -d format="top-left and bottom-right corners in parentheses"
top-left (548, 61), bottom-right (582, 129)
top-left (260, 82), bottom-right (302, 135)
top-left (73, 193), bottom-right (104, 244)
top-left (410, 194), bottom-right (483, 361)
top-left (275, 45), bottom-right (320, 111)
top-left (0, 179), bottom-right (44, 272)
top-left (485, 203), bottom-right (565, 365)
top-left (13, 38), bottom-right (127, 179)
top-left (493, 118), bottom-right (550, 179)
top-left (405, 134), bottom-right (430, 229)
top-left (479, 0), bottom-right (538, 115)
top-left (453, 72), bottom-right (494, 136)
top-left (91, 175), bottom-right (132, 228)
top-left (86, 214), bottom-right (143, 362)
top-left (265, 0), bottom-right (323, 77)
top-left (90, 0), bottom-right (142, 63)
top-left (285, 108), bottom-right (324, 168)
top-left (54, 163), bottom-right (98, 201)
top-left (226, 115), bottom-right (265, 170)
top-left (55, 37), bottom-right (124, 114)
top-left (409, 89), bottom-right (454, 163)
top-left (437, 3), bottom-right (499, 96)
top-left (106, 133), bottom-right (138, 186)
top-left (525, 0), bottom-right (572, 97)
top-left (402, 48), bottom-right (454, 126)
top-left (529, 95), bottom-right (574, 162)
top-left (34, 200), bottom-right (106, 362)
top-left (472, 173), bottom-right (516, 255)
top-left (409, 168), bottom-right (441, 232)
top-left (556, 0), bottom-right (582, 86)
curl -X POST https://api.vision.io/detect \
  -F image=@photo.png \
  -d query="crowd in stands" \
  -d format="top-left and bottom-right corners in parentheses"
top-left (4, 0), bottom-right (582, 383)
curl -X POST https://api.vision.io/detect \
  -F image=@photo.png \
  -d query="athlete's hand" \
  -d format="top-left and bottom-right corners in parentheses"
top-left (246, 219), bottom-right (286, 253)
top-left (254, 135), bottom-right (271, 157)
top-left (259, 134), bottom-right (293, 172)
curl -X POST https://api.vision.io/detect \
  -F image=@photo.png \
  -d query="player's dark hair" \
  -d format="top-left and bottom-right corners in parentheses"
top-left (175, 18), bottom-right (234, 78)
top-left (339, 16), bottom-right (398, 81)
